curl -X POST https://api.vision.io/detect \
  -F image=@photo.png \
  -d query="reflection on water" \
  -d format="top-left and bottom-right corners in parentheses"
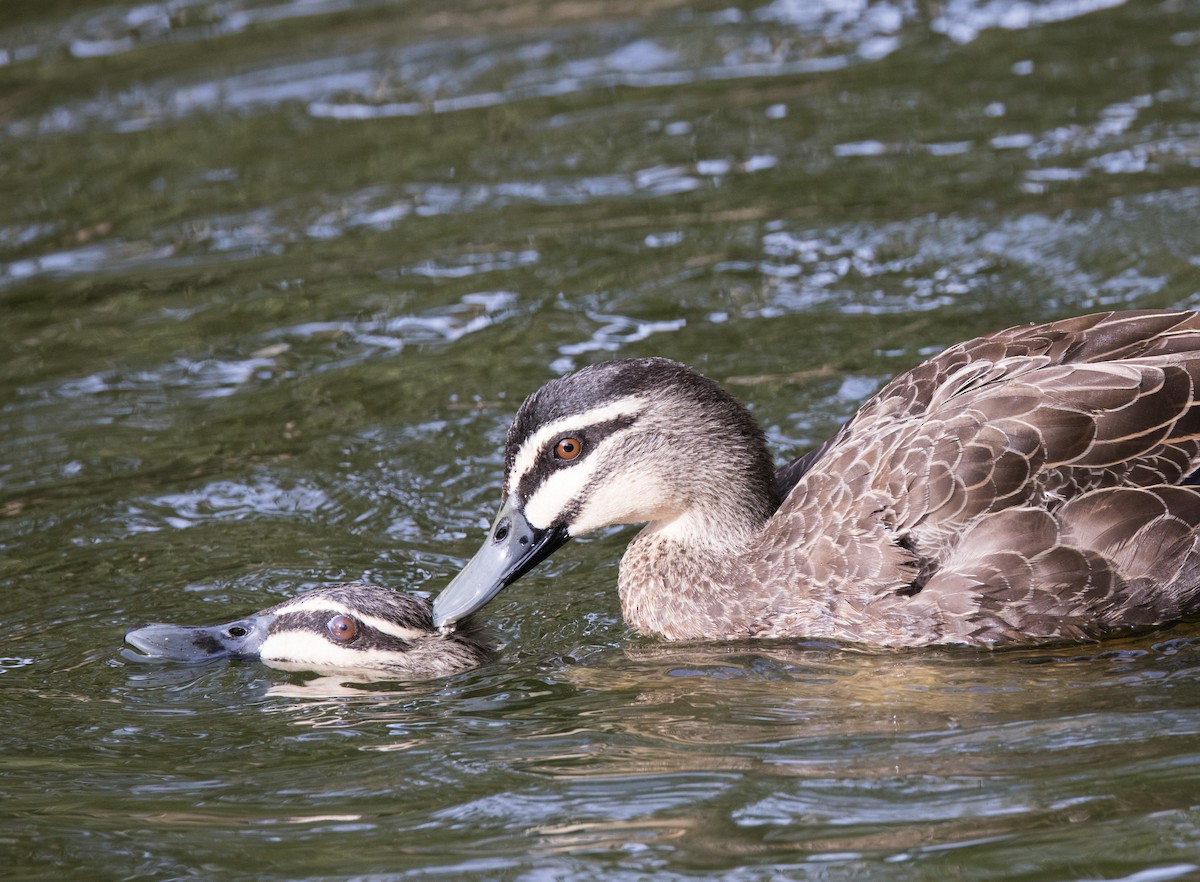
top-left (3, 0), bottom-right (1200, 879)
top-left (140, 631), bottom-right (1197, 874)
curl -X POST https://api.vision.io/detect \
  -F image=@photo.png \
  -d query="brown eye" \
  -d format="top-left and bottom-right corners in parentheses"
top-left (326, 614), bottom-right (359, 643)
top-left (554, 437), bottom-right (583, 461)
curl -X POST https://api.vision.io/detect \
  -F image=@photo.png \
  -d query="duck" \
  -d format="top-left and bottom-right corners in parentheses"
top-left (433, 309), bottom-right (1200, 647)
top-left (125, 583), bottom-right (492, 676)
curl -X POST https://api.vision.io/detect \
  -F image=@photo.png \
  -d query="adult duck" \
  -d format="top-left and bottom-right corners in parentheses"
top-left (434, 310), bottom-right (1200, 646)
top-left (127, 583), bottom-right (491, 676)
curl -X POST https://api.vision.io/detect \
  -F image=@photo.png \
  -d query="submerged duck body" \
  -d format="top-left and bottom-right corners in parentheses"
top-left (126, 583), bottom-right (491, 677)
top-left (435, 310), bottom-right (1200, 647)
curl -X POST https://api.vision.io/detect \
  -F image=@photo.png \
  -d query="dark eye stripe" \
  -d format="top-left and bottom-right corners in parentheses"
top-left (514, 415), bottom-right (636, 503)
top-left (270, 610), bottom-right (413, 652)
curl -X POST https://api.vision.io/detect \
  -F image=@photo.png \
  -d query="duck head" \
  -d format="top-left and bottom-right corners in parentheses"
top-left (126, 583), bottom-right (491, 677)
top-left (433, 357), bottom-right (777, 630)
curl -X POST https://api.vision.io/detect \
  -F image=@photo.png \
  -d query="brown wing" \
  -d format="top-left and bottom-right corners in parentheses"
top-left (914, 485), bottom-right (1200, 642)
top-left (859, 309), bottom-right (1200, 421)
top-left (776, 310), bottom-right (1200, 643)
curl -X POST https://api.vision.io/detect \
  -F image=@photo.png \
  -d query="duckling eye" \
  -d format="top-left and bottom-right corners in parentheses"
top-left (553, 437), bottom-right (583, 461)
top-left (326, 614), bottom-right (359, 643)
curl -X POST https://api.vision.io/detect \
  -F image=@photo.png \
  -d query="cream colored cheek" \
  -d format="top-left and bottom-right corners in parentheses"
top-left (570, 474), bottom-right (676, 534)
top-left (258, 631), bottom-right (399, 669)
top-left (523, 458), bottom-right (602, 529)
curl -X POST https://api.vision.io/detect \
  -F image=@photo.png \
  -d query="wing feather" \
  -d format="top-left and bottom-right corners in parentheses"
top-left (771, 310), bottom-right (1200, 643)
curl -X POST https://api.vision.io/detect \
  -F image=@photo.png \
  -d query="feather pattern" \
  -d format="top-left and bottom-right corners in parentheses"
top-left (500, 310), bottom-right (1200, 646)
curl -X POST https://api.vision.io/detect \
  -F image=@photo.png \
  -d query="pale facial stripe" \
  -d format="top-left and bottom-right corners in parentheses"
top-left (259, 631), bottom-right (414, 669)
top-left (523, 433), bottom-right (617, 530)
top-left (270, 594), bottom-right (430, 642)
top-left (506, 396), bottom-right (647, 498)
top-left (528, 453), bottom-right (670, 535)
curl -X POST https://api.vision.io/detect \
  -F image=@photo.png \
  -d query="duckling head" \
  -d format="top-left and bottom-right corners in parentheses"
top-left (434, 357), bottom-right (777, 630)
top-left (126, 583), bottom-right (491, 678)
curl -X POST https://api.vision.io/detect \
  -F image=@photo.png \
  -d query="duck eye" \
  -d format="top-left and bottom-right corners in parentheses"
top-left (326, 614), bottom-right (359, 643)
top-left (553, 437), bottom-right (583, 461)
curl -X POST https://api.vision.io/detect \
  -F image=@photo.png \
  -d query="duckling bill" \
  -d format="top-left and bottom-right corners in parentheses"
top-left (126, 583), bottom-right (491, 677)
top-left (435, 309), bottom-right (1200, 646)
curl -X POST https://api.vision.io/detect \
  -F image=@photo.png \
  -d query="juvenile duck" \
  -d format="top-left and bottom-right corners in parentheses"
top-left (434, 310), bottom-right (1200, 646)
top-left (126, 583), bottom-right (491, 676)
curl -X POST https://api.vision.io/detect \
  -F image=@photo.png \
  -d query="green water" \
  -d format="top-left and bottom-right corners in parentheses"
top-left (3, 0), bottom-right (1200, 879)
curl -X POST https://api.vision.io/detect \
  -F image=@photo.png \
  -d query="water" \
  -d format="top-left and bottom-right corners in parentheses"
top-left (3, 0), bottom-right (1200, 878)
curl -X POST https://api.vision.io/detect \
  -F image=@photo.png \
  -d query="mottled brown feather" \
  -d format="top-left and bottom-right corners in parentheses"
top-left (608, 311), bottom-right (1200, 645)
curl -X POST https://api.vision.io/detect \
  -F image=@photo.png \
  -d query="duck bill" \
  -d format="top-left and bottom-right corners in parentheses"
top-left (124, 614), bottom-right (275, 663)
top-left (434, 499), bottom-right (570, 631)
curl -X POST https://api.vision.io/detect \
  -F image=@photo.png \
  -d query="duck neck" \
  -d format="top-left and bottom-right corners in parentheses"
top-left (618, 455), bottom-right (786, 635)
top-left (618, 526), bottom-right (765, 640)
top-left (650, 409), bottom-right (781, 547)
top-left (642, 501), bottom-right (767, 553)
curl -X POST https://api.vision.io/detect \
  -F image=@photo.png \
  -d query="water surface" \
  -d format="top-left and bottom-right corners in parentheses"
top-left (3, 0), bottom-right (1200, 879)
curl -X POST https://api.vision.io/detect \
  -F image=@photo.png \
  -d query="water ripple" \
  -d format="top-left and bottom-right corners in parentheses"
top-left (0, 0), bottom-right (388, 65)
top-left (932, 0), bottom-right (1127, 44)
top-left (4, 0), bottom-right (1131, 138)
top-left (275, 289), bottom-right (521, 354)
top-left (551, 312), bottom-right (687, 374)
top-left (139, 475), bottom-right (334, 531)
top-left (0, 158), bottom-right (780, 287)
top-left (731, 188), bottom-right (1196, 320)
top-left (57, 355), bottom-right (285, 401)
